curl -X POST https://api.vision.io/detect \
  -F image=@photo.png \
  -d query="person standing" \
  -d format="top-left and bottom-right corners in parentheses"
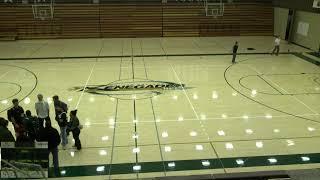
top-left (56, 112), bottom-right (68, 149)
top-left (23, 110), bottom-right (40, 142)
top-left (69, 110), bottom-right (82, 150)
top-left (7, 99), bottom-right (24, 125)
top-left (232, 41), bottom-right (239, 63)
top-left (0, 117), bottom-right (15, 142)
top-left (52, 95), bottom-right (68, 121)
top-left (7, 99), bottom-right (25, 138)
top-left (271, 36), bottom-right (281, 56)
top-left (38, 120), bottom-right (61, 177)
top-left (35, 94), bottom-right (50, 128)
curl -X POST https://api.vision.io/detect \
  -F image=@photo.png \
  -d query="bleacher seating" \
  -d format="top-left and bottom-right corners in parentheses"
top-left (0, 1), bottom-right (273, 39)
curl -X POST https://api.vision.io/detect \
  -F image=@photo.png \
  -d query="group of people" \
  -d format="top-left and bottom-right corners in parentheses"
top-left (0, 95), bottom-right (82, 176)
top-left (231, 36), bottom-right (281, 63)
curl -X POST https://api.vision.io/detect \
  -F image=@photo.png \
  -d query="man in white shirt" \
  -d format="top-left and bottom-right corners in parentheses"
top-left (35, 94), bottom-right (50, 128)
top-left (271, 36), bottom-right (281, 56)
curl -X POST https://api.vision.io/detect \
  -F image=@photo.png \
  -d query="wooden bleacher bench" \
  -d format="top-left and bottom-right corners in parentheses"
top-left (0, 32), bottom-right (17, 41)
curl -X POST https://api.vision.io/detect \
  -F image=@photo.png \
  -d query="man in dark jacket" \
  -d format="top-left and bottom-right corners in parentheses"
top-left (232, 41), bottom-right (239, 64)
top-left (7, 98), bottom-right (24, 124)
top-left (7, 99), bottom-right (25, 141)
top-left (0, 117), bottom-right (15, 142)
top-left (23, 110), bottom-right (40, 142)
top-left (56, 112), bottom-right (68, 149)
top-left (52, 95), bottom-right (69, 136)
top-left (52, 95), bottom-right (68, 119)
top-left (38, 120), bottom-right (61, 177)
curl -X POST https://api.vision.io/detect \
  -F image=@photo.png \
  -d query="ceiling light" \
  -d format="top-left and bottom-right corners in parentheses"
top-left (99, 150), bottom-right (107, 156)
top-left (162, 131), bottom-right (168, 138)
top-left (236, 159), bottom-right (244, 165)
top-left (200, 114), bottom-right (206, 120)
top-left (195, 145), bottom-right (204, 151)
top-left (178, 116), bottom-right (184, 121)
top-left (133, 165), bottom-right (141, 171)
top-left (101, 136), bottom-right (109, 141)
top-left (190, 131), bottom-right (197, 137)
top-left (245, 129), bottom-right (253, 135)
top-left (273, 129), bottom-right (280, 133)
top-left (265, 114), bottom-right (272, 119)
top-left (268, 158), bottom-right (277, 164)
top-left (164, 146), bottom-right (172, 152)
top-left (301, 156), bottom-right (310, 161)
top-left (168, 162), bottom-right (175, 168)
top-left (286, 140), bottom-right (295, 146)
top-left (201, 160), bottom-right (210, 166)
top-left (225, 143), bottom-right (234, 150)
top-left (132, 134), bottom-right (139, 139)
top-left (256, 141), bottom-right (263, 148)
top-left (217, 130), bottom-right (225, 136)
top-left (23, 97), bottom-right (31, 104)
top-left (96, 166), bottom-right (105, 172)
top-left (193, 94), bottom-right (198, 100)
top-left (132, 147), bottom-right (140, 154)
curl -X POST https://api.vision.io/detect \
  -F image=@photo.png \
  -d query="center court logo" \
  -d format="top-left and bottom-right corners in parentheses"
top-left (71, 79), bottom-right (186, 100)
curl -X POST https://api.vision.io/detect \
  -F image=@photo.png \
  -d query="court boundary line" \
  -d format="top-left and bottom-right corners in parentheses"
top-left (74, 41), bottom-right (106, 109)
top-left (79, 113), bottom-right (320, 125)
top-left (108, 48), bottom-right (124, 179)
top-left (60, 134), bottom-right (320, 151)
top-left (107, 99), bottom-right (119, 179)
top-left (0, 52), bottom-right (294, 61)
top-left (74, 62), bottom-right (96, 109)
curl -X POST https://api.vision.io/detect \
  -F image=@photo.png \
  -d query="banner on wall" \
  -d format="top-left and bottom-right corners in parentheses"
top-left (297, 22), bottom-right (309, 36)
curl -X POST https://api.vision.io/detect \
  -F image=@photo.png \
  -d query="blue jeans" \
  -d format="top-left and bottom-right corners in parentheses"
top-left (60, 126), bottom-right (68, 146)
top-left (50, 147), bottom-right (60, 176)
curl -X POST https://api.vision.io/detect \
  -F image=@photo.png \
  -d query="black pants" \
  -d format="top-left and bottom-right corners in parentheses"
top-left (272, 45), bottom-right (280, 56)
top-left (38, 116), bottom-right (50, 129)
top-left (232, 53), bottom-right (237, 63)
top-left (72, 128), bottom-right (81, 150)
top-left (49, 147), bottom-right (60, 177)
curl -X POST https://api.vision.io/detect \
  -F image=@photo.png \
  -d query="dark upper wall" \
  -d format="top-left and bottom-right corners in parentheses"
top-left (273, 0), bottom-right (320, 13)
top-left (2, 0), bottom-right (272, 4)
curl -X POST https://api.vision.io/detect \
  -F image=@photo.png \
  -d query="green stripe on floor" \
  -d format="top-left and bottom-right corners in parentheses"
top-left (49, 153), bottom-right (320, 178)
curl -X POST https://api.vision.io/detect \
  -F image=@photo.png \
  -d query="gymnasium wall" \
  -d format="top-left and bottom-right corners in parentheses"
top-left (291, 11), bottom-right (320, 51)
top-left (0, 2), bottom-right (273, 39)
top-left (273, 0), bottom-right (320, 14)
top-left (273, 7), bottom-right (288, 39)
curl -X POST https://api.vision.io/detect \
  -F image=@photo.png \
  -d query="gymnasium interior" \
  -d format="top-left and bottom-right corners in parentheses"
top-left (0, 0), bottom-right (320, 179)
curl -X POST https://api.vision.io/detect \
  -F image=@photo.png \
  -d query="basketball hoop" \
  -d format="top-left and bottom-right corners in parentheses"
top-left (32, 0), bottom-right (54, 20)
top-left (203, 0), bottom-right (224, 17)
